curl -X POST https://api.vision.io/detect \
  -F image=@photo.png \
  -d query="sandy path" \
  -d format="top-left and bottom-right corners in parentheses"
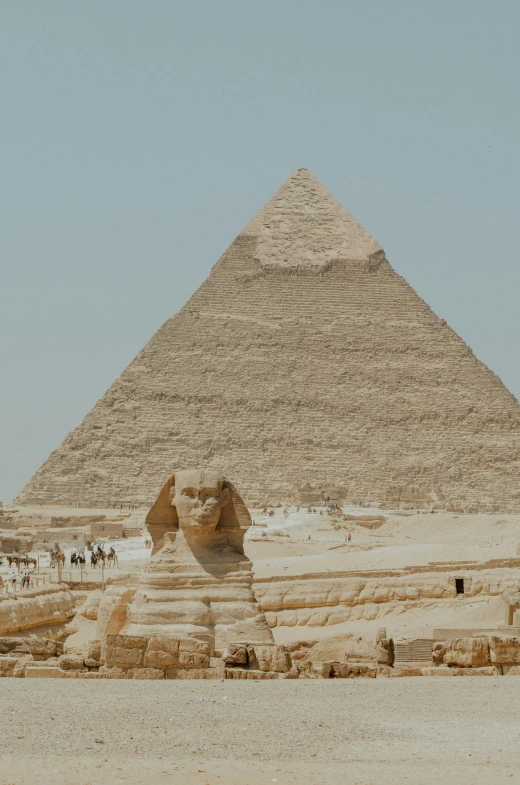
top-left (0, 679), bottom-right (519, 784)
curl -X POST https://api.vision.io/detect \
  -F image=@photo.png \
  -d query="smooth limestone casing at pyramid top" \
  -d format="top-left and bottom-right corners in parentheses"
top-left (16, 170), bottom-right (520, 511)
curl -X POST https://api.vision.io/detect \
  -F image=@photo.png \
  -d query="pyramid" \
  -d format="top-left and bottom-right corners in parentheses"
top-left (16, 169), bottom-right (520, 511)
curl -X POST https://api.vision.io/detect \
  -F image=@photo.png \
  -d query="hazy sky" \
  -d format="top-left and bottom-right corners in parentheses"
top-left (1, 1), bottom-right (519, 502)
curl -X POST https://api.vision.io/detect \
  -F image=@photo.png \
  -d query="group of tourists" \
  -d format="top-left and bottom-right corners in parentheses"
top-left (259, 505), bottom-right (341, 517)
top-left (70, 550), bottom-right (86, 567)
top-left (8, 570), bottom-right (31, 590)
top-left (89, 544), bottom-right (118, 567)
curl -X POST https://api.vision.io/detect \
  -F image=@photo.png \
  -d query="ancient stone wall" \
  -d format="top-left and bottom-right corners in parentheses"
top-left (0, 587), bottom-right (75, 635)
top-left (254, 568), bottom-right (520, 629)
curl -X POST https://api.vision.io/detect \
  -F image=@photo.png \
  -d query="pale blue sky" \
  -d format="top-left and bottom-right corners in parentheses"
top-left (1, 1), bottom-right (519, 502)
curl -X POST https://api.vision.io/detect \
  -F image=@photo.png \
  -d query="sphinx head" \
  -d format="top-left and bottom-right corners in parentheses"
top-left (145, 469), bottom-right (251, 553)
top-left (172, 469), bottom-right (231, 533)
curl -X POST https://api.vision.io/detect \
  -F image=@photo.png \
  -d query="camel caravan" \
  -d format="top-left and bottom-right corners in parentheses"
top-left (47, 543), bottom-right (119, 570)
top-left (6, 555), bottom-right (37, 569)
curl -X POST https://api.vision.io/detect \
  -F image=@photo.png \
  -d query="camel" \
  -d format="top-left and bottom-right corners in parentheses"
top-left (50, 552), bottom-right (65, 568)
top-left (107, 552), bottom-right (119, 568)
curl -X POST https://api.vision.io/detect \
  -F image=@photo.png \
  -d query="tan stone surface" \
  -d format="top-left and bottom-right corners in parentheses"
top-left (489, 635), bottom-right (520, 665)
top-left (443, 638), bottom-right (491, 668)
top-left (15, 169), bottom-right (520, 511)
top-left (0, 587), bottom-right (75, 635)
top-left (24, 665), bottom-right (64, 678)
top-left (107, 471), bottom-right (273, 653)
top-left (255, 568), bottom-right (520, 632)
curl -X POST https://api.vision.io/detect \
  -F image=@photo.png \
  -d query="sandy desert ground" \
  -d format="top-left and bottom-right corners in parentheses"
top-left (2, 503), bottom-right (520, 785)
top-left (0, 679), bottom-right (519, 785)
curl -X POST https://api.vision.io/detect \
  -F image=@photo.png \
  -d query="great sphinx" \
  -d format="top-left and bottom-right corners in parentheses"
top-left (95, 469), bottom-right (274, 655)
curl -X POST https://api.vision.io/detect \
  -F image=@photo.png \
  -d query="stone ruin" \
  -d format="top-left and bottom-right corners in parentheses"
top-left (83, 469), bottom-right (296, 679)
top-left (5, 473), bottom-right (520, 680)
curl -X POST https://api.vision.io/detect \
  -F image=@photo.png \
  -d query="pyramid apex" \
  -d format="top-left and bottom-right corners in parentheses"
top-left (241, 170), bottom-right (382, 269)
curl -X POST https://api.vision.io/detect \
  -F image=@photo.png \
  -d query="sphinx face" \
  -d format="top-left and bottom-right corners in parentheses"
top-left (173, 469), bottom-right (230, 533)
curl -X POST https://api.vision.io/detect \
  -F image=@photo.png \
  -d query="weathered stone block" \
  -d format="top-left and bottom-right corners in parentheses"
top-left (0, 638), bottom-right (30, 655)
top-left (443, 638), bottom-right (490, 668)
top-left (224, 643), bottom-right (248, 666)
top-left (166, 667), bottom-right (219, 680)
top-left (247, 644), bottom-right (292, 673)
top-left (178, 651), bottom-right (209, 668)
top-left (101, 666), bottom-right (133, 679)
top-left (225, 668), bottom-right (278, 680)
top-left (432, 642), bottom-right (447, 666)
top-left (489, 636), bottom-right (520, 665)
top-left (13, 660), bottom-right (29, 678)
top-left (25, 666), bottom-right (64, 678)
top-left (322, 662), bottom-right (377, 678)
top-left (0, 657), bottom-right (19, 677)
top-left (421, 667), bottom-right (457, 677)
top-left (87, 640), bottom-right (103, 663)
top-left (503, 665), bottom-right (520, 675)
top-left (105, 645), bottom-right (143, 669)
top-left (28, 638), bottom-right (62, 660)
top-left (422, 666), bottom-right (499, 676)
top-left (143, 636), bottom-right (180, 668)
top-left (376, 638), bottom-right (394, 666)
top-left (389, 667), bottom-right (422, 677)
top-left (132, 667), bottom-right (165, 680)
top-left (208, 658), bottom-right (226, 677)
top-left (106, 633), bottom-right (148, 650)
top-left (178, 638), bottom-right (209, 654)
top-left (58, 654), bottom-right (85, 671)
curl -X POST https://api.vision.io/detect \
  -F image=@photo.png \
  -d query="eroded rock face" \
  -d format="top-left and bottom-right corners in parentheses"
top-left (0, 588), bottom-right (75, 635)
top-left (443, 638), bottom-right (490, 668)
top-left (322, 662), bottom-right (377, 678)
top-left (255, 570), bottom-right (520, 630)
top-left (489, 636), bottom-right (520, 665)
top-left (376, 637), bottom-right (394, 666)
top-left (97, 471), bottom-right (273, 655)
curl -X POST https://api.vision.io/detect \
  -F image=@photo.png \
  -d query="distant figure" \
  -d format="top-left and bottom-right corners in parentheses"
top-left (26, 572), bottom-right (31, 588)
top-left (348, 532), bottom-right (351, 543)
top-left (11, 571), bottom-right (17, 589)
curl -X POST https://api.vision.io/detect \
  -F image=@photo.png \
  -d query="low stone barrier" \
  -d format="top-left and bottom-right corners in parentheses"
top-left (0, 587), bottom-right (75, 635)
top-left (0, 633), bottom-right (297, 679)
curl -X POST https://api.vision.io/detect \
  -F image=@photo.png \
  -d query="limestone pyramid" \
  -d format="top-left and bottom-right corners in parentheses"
top-left (16, 169), bottom-right (520, 511)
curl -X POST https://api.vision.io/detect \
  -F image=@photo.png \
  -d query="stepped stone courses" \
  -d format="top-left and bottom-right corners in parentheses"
top-left (16, 169), bottom-right (520, 509)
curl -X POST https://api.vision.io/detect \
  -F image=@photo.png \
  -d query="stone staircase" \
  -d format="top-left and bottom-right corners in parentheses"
top-left (394, 639), bottom-right (433, 665)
